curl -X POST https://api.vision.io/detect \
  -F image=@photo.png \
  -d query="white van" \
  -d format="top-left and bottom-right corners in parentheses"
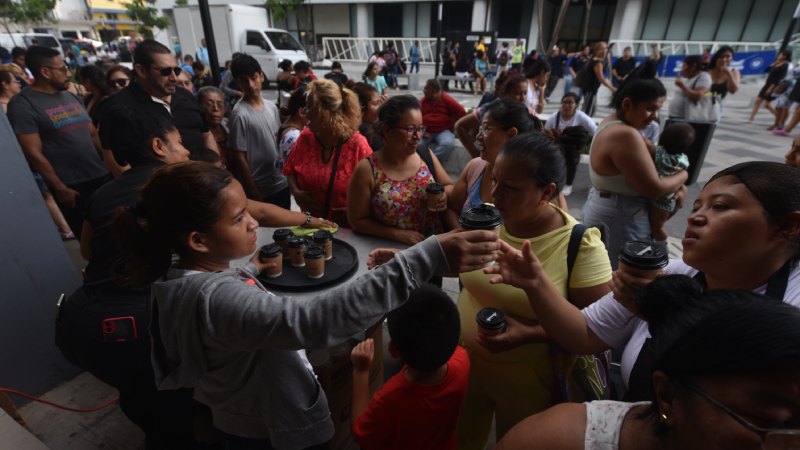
top-left (0, 33), bottom-right (64, 58)
top-left (173, 4), bottom-right (310, 86)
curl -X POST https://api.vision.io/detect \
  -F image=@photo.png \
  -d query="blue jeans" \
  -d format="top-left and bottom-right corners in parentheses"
top-left (386, 64), bottom-right (399, 87)
top-left (564, 73), bottom-right (574, 96)
top-left (410, 60), bottom-right (420, 73)
top-left (581, 188), bottom-right (652, 269)
top-left (417, 130), bottom-right (456, 165)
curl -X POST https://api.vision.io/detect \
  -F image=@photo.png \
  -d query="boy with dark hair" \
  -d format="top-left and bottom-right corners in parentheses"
top-left (649, 121), bottom-right (692, 245)
top-left (292, 60), bottom-right (317, 88)
top-left (229, 54), bottom-right (287, 206)
top-left (350, 285), bottom-right (469, 450)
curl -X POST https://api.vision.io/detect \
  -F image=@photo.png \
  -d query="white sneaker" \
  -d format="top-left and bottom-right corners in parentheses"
top-left (563, 185), bottom-right (573, 196)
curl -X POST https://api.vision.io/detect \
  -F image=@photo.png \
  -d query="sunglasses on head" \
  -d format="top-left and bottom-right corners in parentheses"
top-left (111, 78), bottom-right (129, 87)
top-left (154, 66), bottom-right (182, 77)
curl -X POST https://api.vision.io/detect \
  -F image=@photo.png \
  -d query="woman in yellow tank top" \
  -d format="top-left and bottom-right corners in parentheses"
top-left (456, 132), bottom-right (612, 449)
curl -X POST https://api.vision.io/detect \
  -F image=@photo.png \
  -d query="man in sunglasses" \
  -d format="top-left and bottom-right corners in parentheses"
top-left (7, 46), bottom-right (112, 239)
top-left (100, 39), bottom-right (219, 157)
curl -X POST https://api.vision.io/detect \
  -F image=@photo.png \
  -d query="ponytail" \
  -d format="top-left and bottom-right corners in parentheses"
top-left (112, 162), bottom-right (233, 285)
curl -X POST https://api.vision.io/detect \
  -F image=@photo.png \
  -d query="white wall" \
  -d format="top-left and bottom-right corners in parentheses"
top-left (314, 4), bottom-right (351, 35)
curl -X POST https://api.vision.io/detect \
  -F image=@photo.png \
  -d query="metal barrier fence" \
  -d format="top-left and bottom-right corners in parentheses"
top-left (321, 37), bottom-right (524, 64)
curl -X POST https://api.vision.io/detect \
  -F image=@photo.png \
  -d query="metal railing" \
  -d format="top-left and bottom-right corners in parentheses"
top-left (609, 39), bottom-right (779, 57)
top-left (321, 37), bottom-right (525, 64)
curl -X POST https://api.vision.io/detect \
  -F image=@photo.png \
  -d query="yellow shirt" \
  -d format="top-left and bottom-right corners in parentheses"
top-left (458, 205), bottom-right (612, 363)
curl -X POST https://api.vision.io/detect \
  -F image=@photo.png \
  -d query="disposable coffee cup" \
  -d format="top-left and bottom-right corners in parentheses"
top-left (304, 245), bottom-right (326, 279)
top-left (460, 204), bottom-right (503, 267)
top-left (259, 243), bottom-right (283, 278)
top-left (476, 307), bottom-right (506, 336)
top-left (312, 230), bottom-right (333, 261)
top-left (273, 228), bottom-right (294, 258)
top-left (617, 241), bottom-right (669, 279)
top-left (288, 237), bottom-right (307, 268)
top-left (425, 182), bottom-right (445, 212)
top-left (459, 204), bottom-right (503, 235)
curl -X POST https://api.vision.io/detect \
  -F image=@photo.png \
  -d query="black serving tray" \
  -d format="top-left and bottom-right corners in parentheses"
top-left (257, 238), bottom-right (359, 292)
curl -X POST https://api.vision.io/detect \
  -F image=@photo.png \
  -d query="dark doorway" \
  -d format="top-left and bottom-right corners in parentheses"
top-left (373, 3), bottom-right (404, 37)
top-left (495, 0), bottom-right (525, 37)
top-left (430, 1), bottom-right (473, 36)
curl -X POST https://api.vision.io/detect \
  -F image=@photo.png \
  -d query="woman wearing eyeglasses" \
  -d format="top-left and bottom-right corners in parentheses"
top-left (495, 274), bottom-right (800, 450)
top-left (105, 65), bottom-right (131, 92)
top-left (445, 99), bottom-right (534, 229)
top-left (78, 65), bottom-right (114, 126)
top-left (348, 95), bottom-right (453, 245)
top-left (283, 79), bottom-right (371, 225)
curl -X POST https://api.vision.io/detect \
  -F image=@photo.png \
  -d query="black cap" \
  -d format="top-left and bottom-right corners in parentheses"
top-left (618, 241), bottom-right (669, 270)
top-left (312, 230), bottom-right (332, 243)
top-left (288, 236), bottom-right (306, 248)
top-left (259, 243), bottom-right (282, 259)
top-left (460, 204), bottom-right (502, 230)
top-left (273, 228), bottom-right (294, 240)
top-left (304, 245), bottom-right (325, 259)
top-left (476, 307), bottom-right (506, 331)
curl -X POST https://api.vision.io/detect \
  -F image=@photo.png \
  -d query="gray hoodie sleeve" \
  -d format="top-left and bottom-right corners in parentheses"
top-left (200, 236), bottom-right (449, 351)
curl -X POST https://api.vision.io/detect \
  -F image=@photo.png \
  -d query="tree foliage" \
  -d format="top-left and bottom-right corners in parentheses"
top-left (265, 0), bottom-right (304, 22)
top-left (122, 0), bottom-right (170, 39)
top-left (0, 0), bottom-right (56, 44)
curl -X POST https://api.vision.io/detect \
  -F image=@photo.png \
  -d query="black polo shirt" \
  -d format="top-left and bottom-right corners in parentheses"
top-left (100, 81), bottom-right (208, 153)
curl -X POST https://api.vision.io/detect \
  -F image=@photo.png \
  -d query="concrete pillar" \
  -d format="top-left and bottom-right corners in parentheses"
top-left (403, 3), bottom-right (416, 37)
top-left (609, 0), bottom-right (646, 42)
top-left (471, 0), bottom-right (488, 31)
top-left (527, 1), bottom-right (540, 51)
top-left (356, 3), bottom-right (369, 38)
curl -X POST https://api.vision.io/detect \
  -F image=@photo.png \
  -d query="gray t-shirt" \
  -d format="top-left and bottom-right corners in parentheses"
top-left (229, 98), bottom-right (287, 195)
top-left (8, 88), bottom-right (108, 185)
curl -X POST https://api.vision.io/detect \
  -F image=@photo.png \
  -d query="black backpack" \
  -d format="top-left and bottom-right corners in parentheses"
top-left (498, 50), bottom-right (509, 66)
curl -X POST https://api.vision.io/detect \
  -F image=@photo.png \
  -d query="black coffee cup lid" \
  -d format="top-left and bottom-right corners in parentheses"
top-left (476, 307), bottom-right (506, 330)
top-left (260, 243), bottom-right (282, 258)
top-left (426, 182), bottom-right (445, 194)
top-left (273, 228), bottom-right (294, 239)
top-left (460, 204), bottom-right (502, 230)
top-left (304, 245), bottom-right (325, 259)
top-left (288, 237), bottom-right (306, 248)
top-left (312, 230), bottom-right (332, 242)
top-left (618, 241), bottom-right (669, 270)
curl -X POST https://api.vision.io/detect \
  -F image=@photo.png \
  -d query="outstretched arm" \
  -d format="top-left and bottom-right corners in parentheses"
top-left (484, 240), bottom-right (610, 354)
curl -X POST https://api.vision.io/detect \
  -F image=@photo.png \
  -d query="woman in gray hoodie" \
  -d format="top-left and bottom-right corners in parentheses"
top-left (113, 161), bottom-right (499, 450)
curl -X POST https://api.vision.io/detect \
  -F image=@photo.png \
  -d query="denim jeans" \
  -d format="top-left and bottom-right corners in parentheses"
top-left (417, 129), bottom-right (456, 164)
top-left (581, 188), bottom-right (652, 269)
top-left (410, 61), bottom-right (420, 73)
top-left (386, 64), bottom-right (399, 87)
top-left (564, 73), bottom-right (574, 96)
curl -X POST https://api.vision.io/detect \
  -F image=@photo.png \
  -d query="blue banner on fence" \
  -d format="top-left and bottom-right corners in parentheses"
top-left (660, 50), bottom-right (776, 77)
top-left (608, 50), bottom-right (776, 78)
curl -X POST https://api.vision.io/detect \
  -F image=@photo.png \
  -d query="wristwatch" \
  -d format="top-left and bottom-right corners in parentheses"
top-left (304, 211), bottom-right (312, 227)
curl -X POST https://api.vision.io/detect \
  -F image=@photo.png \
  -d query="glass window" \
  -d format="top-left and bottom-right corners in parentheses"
top-left (246, 31), bottom-right (269, 51)
top-left (265, 32), bottom-right (303, 51)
